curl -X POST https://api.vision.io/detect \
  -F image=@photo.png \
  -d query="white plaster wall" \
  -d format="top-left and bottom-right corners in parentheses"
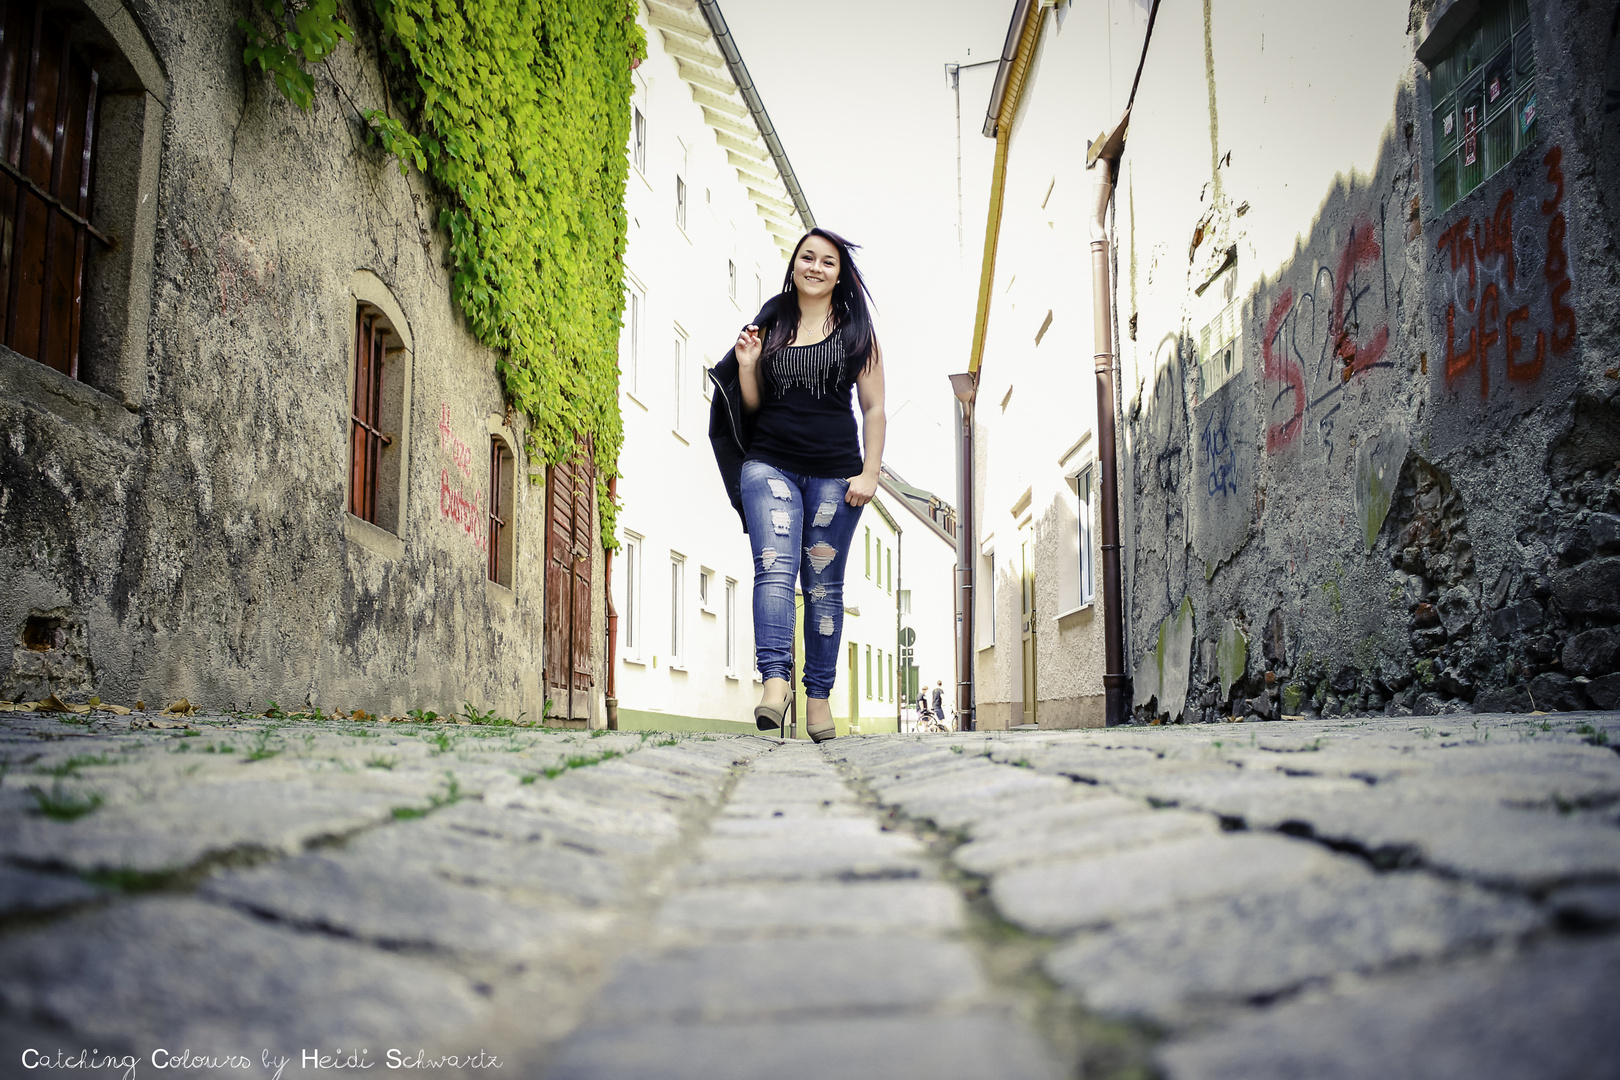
top-left (971, 5), bottom-right (1117, 726)
top-left (836, 497), bottom-right (901, 730)
top-left (611, 6), bottom-right (786, 728)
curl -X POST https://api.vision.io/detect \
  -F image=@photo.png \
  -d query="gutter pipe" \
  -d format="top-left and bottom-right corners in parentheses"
top-left (953, 0), bottom-right (1044, 732)
top-left (1088, 159), bottom-right (1126, 727)
top-left (695, 0), bottom-right (815, 230)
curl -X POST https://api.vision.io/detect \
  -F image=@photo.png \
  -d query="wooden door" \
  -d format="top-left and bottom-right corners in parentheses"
top-left (545, 444), bottom-right (595, 720)
top-left (1020, 532), bottom-right (1037, 726)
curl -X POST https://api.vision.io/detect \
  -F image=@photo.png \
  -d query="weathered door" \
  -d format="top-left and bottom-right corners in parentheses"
top-left (1020, 532), bottom-right (1037, 726)
top-left (545, 445), bottom-right (595, 720)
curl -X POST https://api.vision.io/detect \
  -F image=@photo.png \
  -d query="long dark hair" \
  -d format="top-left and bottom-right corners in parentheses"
top-left (758, 228), bottom-right (879, 373)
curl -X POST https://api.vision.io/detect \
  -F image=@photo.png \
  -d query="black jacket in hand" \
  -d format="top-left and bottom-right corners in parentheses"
top-left (707, 298), bottom-right (776, 532)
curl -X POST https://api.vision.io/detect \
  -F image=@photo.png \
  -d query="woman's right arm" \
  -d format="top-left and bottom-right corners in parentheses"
top-left (736, 325), bottom-right (763, 412)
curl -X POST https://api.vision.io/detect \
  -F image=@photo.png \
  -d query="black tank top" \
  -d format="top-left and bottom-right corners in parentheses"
top-left (746, 329), bottom-right (864, 479)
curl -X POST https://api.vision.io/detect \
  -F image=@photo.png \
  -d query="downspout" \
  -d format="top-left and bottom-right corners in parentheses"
top-left (695, 0), bottom-right (815, 229)
top-left (1088, 157), bottom-right (1127, 727)
top-left (953, 0), bottom-right (1043, 732)
top-left (894, 523), bottom-right (902, 732)
top-left (604, 474), bottom-right (619, 728)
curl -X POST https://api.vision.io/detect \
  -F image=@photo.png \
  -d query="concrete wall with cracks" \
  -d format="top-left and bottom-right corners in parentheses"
top-left (1118, 0), bottom-right (1620, 722)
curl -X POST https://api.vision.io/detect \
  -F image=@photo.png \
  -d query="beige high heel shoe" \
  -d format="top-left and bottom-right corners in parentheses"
top-left (806, 718), bottom-right (837, 743)
top-left (753, 698), bottom-right (789, 731)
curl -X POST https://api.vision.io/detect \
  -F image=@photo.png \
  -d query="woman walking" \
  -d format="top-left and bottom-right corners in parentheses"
top-left (707, 229), bottom-right (884, 743)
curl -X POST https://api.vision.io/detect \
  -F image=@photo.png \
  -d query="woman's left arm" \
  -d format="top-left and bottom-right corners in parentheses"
top-left (846, 341), bottom-right (886, 506)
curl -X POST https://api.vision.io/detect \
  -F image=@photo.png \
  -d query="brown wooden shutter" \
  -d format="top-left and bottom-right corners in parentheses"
top-left (545, 440), bottom-right (595, 720)
top-left (0, 0), bottom-right (103, 378)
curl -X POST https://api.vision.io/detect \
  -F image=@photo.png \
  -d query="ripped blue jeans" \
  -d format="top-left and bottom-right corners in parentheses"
top-left (740, 460), bottom-right (864, 699)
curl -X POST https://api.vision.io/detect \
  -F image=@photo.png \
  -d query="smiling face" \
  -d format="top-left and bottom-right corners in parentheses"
top-left (792, 234), bottom-right (841, 300)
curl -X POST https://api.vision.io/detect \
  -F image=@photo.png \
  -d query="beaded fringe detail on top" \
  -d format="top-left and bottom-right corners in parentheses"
top-left (769, 333), bottom-right (846, 400)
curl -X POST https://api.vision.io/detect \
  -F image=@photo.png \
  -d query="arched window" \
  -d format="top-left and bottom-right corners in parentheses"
top-left (348, 302), bottom-right (408, 533)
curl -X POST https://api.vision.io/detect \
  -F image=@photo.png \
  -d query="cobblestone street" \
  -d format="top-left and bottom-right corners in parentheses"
top-left (2, 709), bottom-right (1619, 1079)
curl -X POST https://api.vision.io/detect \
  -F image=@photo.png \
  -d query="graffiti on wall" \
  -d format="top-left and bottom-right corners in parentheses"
top-left (438, 402), bottom-right (475, 479)
top-left (436, 402), bottom-right (487, 553)
top-left (1437, 146), bottom-right (1576, 399)
top-left (1262, 215), bottom-right (1396, 460)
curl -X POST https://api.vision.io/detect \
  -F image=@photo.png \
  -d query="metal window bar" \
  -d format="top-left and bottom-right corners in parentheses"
top-left (488, 439), bottom-right (510, 584)
top-left (349, 309), bottom-right (391, 522)
top-left (1, 0), bottom-right (106, 378)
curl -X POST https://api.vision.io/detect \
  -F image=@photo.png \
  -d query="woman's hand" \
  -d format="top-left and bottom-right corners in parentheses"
top-left (845, 471), bottom-right (878, 506)
top-left (736, 324), bottom-right (762, 367)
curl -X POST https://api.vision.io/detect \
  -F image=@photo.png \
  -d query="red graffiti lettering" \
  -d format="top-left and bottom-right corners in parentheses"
top-left (437, 402), bottom-right (475, 479)
top-left (1475, 282), bottom-right (1499, 400)
top-left (1263, 288), bottom-right (1303, 452)
top-left (1331, 217), bottom-right (1390, 380)
top-left (1436, 145), bottom-right (1576, 398)
top-left (1504, 305), bottom-right (1536, 382)
top-left (1480, 189), bottom-right (1515, 289)
top-left (1437, 216), bottom-right (1477, 293)
top-left (1541, 146), bottom-right (1576, 356)
top-left (439, 467), bottom-right (488, 553)
top-left (1443, 301), bottom-right (1477, 383)
top-left (1540, 146), bottom-right (1564, 215)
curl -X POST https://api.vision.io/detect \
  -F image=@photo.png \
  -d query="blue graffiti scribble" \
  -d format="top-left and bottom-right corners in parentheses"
top-left (1200, 408), bottom-right (1238, 498)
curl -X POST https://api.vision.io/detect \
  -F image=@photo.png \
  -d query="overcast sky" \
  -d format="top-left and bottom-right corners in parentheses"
top-left (718, 0), bottom-right (1014, 499)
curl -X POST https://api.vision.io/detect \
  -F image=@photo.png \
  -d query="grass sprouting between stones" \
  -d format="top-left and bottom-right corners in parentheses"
top-left (27, 781), bottom-right (105, 821)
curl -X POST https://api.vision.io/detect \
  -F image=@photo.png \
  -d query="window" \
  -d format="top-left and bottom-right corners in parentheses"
top-left (875, 538), bottom-right (882, 587)
top-left (865, 528), bottom-right (871, 577)
top-left (630, 104), bottom-right (646, 173)
top-left (887, 549), bottom-right (893, 594)
top-left (878, 648), bottom-right (884, 701)
top-left (676, 174), bottom-right (687, 231)
top-left (1078, 466), bottom-right (1095, 606)
top-left (1196, 265), bottom-right (1240, 401)
top-left (865, 644), bottom-right (872, 698)
top-left (670, 553), bottom-right (685, 664)
top-left (699, 566), bottom-right (713, 611)
top-left (1427, 0), bottom-right (1537, 215)
top-left (977, 546), bottom-right (996, 647)
top-left (0, 1), bottom-right (104, 379)
top-left (728, 259), bottom-right (737, 300)
top-left (755, 274), bottom-right (763, 310)
top-left (487, 437), bottom-right (515, 587)
top-left (724, 577), bottom-right (737, 676)
top-left (621, 280), bottom-right (643, 395)
top-left (672, 330), bottom-right (686, 431)
top-left (349, 304), bottom-right (408, 532)
top-left (701, 362), bottom-right (713, 401)
top-left (621, 533), bottom-right (642, 659)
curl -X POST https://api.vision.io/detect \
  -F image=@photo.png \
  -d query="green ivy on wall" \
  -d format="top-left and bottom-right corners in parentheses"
top-left (240, 0), bottom-right (643, 547)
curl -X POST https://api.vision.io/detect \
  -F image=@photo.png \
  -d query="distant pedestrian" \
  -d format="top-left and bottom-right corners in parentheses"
top-left (931, 680), bottom-right (944, 723)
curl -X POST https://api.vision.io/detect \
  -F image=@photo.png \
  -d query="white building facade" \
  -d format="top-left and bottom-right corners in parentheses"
top-left (610, 0), bottom-right (815, 733)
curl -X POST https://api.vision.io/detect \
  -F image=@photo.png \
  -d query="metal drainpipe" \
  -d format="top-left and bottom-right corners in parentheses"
top-left (604, 474), bottom-right (619, 729)
top-left (954, 392), bottom-right (976, 730)
top-left (1090, 163), bottom-right (1127, 726)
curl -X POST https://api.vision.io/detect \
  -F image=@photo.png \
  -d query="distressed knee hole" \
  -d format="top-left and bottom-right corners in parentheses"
top-left (818, 615), bottom-right (836, 636)
top-left (807, 542), bottom-right (836, 573)
top-left (760, 548), bottom-right (779, 569)
top-left (811, 499), bottom-right (838, 527)
top-left (771, 509), bottom-right (791, 535)
top-left (767, 478), bottom-right (793, 500)
top-left (809, 584), bottom-right (827, 602)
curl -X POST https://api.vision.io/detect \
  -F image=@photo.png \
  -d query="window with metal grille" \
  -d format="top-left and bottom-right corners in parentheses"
top-left (1427, 0), bottom-right (1537, 215)
top-left (348, 304), bottom-right (405, 532)
top-left (0, 0), bottom-right (107, 379)
top-left (488, 436), bottom-right (515, 587)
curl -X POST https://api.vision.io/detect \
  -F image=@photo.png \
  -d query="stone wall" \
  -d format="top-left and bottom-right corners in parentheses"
top-left (1120, 0), bottom-right (1618, 722)
top-left (0, 0), bottom-right (597, 720)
